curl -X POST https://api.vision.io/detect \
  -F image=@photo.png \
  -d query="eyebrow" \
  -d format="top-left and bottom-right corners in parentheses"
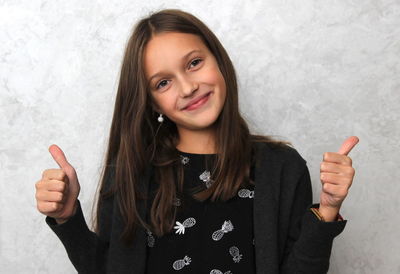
top-left (148, 49), bottom-right (203, 84)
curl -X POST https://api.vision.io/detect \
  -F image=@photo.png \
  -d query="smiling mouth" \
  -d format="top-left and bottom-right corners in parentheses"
top-left (183, 92), bottom-right (212, 111)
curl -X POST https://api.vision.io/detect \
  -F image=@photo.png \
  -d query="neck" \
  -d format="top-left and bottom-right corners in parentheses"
top-left (176, 126), bottom-right (217, 154)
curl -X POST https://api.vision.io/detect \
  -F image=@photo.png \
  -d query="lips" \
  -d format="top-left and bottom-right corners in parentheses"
top-left (182, 92), bottom-right (212, 110)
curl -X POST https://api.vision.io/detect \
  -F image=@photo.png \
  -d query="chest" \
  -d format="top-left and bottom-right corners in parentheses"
top-left (145, 153), bottom-right (257, 273)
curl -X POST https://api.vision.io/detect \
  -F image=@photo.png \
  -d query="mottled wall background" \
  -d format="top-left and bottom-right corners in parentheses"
top-left (1, 0), bottom-right (399, 273)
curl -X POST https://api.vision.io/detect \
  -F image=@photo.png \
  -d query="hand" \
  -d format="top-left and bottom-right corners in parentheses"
top-left (35, 145), bottom-right (81, 224)
top-left (318, 136), bottom-right (359, 221)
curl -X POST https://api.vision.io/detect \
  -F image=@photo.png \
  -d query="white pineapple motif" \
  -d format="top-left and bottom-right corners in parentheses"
top-left (172, 255), bottom-right (191, 270)
top-left (212, 220), bottom-right (234, 241)
top-left (210, 270), bottom-right (232, 274)
top-left (173, 197), bottom-right (181, 206)
top-left (174, 217), bottom-right (196, 235)
top-left (229, 246), bottom-right (243, 263)
top-left (180, 155), bottom-right (190, 165)
top-left (146, 230), bottom-right (155, 247)
top-left (238, 188), bottom-right (254, 198)
top-left (199, 170), bottom-right (214, 188)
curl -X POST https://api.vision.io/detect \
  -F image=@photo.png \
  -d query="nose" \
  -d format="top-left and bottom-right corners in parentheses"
top-left (178, 74), bottom-right (199, 97)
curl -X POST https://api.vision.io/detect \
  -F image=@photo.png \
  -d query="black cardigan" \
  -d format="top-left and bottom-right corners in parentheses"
top-left (46, 142), bottom-right (347, 274)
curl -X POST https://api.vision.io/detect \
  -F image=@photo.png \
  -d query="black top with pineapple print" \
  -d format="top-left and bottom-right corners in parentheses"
top-left (145, 149), bottom-right (256, 274)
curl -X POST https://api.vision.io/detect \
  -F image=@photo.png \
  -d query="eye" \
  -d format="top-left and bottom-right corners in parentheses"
top-left (156, 79), bottom-right (169, 90)
top-left (189, 58), bottom-right (202, 69)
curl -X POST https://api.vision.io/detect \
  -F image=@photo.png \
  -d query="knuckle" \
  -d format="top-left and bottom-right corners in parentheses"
top-left (37, 203), bottom-right (43, 212)
top-left (38, 202), bottom-right (48, 213)
top-left (59, 181), bottom-right (67, 192)
top-left (51, 202), bottom-right (59, 212)
top-left (347, 156), bottom-right (353, 165)
top-left (60, 170), bottom-right (67, 180)
top-left (42, 169), bottom-right (49, 178)
top-left (342, 167), bottom-right (353, 177)
top-left (36, 191), bottom-right (45, 201)
top-left (56, 192), bottom-right (64, 202)
top-left (48, 180), bottom-right (58, 191)
top-left (38, 179), bottom-right (46, 187)
top-left (320, 162), bottom-right (325, 170)
top-left (55, 170), bottom-right (65, 181)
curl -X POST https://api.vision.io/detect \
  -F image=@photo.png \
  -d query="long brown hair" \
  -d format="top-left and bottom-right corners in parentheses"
top-left (92, 9), bottom-right (289, 245)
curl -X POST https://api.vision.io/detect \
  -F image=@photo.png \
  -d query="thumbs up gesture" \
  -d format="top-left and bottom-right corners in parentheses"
top-left (35, 145), bottom-right (81, 224)
top-left (318, 136), bottom-right (359, 221)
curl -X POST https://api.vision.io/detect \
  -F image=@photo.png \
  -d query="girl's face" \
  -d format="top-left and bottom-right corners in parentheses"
top-left (144, 32), bottom-right (226, 134)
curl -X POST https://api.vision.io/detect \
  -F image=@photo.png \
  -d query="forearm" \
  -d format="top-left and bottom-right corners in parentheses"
top-left (46, 199), bottom-right (109, 273)
top-left (281, 205), bottom-right (347, 273)
top-left (281, 167), bottom-right (346, 273)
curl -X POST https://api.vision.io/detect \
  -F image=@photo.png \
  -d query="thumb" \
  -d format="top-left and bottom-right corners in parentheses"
top-left (337, 136), bottom-right (359, 155)
top-left (49, 144), bottom-right (71, 169)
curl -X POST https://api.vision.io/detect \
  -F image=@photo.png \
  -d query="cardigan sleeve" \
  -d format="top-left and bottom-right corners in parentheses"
top-left (280, 165), bottom-right (347, 274)
top-left (45, 167), bottom-right (115, 274)
top-left (46, 200), bottom-right (109, 273)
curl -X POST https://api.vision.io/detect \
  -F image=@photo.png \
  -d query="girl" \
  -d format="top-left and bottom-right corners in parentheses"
top-left (35, 9), bottom-right (358, 274)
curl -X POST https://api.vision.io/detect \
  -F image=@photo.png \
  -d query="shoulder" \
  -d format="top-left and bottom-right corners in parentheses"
top-left (251, 141), bottom-right (307, 173)
top-left (101, 158), bottom-right (117, 194)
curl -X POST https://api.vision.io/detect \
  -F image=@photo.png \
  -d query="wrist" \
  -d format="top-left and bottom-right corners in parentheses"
top-left (311, 205), bottom-right (343, 222)
top-left (54, 201), bottom-right (78, 225)
top-left (55, 217), bottom-right (69, 224)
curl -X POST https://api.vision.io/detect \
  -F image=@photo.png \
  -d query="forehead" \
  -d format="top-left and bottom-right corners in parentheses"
top-left (143, 32), bottom-right (208, 78)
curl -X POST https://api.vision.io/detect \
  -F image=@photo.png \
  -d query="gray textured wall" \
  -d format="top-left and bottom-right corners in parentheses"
top-left (1, 0), bottom-right (399, 273)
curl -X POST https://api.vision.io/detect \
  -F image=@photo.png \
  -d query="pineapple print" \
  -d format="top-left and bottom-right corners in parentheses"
top-left (210, 270), bottom-right (232, 274)
top-left (172, 255), bottom-right (191, 270)
top-left (146, 230), bottom-right (155, 247)
top-left (238, 188), bottom-right (254, 199)
top-left (180, 155), bottom-right (190, 165)
top-left (174, 217), bottom-right (196, 235)
top-left (173, 197), bottom-right (181, 206)
top-left (212, 220), bottom-right (234, 241)
top-left (199, 170), bottom-right (214, 188)
top-left (229, 246), bottom-right (243, 263)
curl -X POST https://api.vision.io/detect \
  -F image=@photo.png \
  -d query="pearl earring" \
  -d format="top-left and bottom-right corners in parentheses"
top-left (157, 113), bottom-right (164, 123)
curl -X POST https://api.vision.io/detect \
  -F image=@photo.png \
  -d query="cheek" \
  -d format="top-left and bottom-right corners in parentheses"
top-left (203, 65), bottom-right (226, 93)
top-left (205, 66), bottom-right (224, 83)
top-left (153, 93), bottom-right (176, 113)
top-left (151, 94), bottom-right (165, 112)
top-left (212, 68), bottom-right (226, 99)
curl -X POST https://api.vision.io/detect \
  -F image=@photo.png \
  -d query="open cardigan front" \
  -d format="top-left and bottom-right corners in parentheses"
top-left (46, 142), bottom-right (346, 274)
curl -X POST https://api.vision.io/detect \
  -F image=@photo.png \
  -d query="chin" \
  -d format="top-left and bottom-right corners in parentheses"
top-left (181, 115), bottom-right (220, 131)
